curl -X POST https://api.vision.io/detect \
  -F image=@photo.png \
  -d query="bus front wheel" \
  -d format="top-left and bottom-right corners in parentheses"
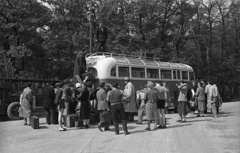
top-left (7, 102), bottom-right (21, 120)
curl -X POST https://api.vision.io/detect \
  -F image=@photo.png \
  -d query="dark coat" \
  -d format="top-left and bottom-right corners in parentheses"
top-left (73, 51), bottom-right (87, 81)
top-left (96, 27), bottom-right (108, 41)
top-left (43, 86), bottom-right (55, 109)
top-left (54, 88), bottom-right (63, 105)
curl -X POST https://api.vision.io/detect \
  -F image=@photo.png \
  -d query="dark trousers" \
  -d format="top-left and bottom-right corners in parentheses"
top-left (44, 108), bottom-right (56, 124)
top-left (96, 41), bottom-right (106, 52)
top-left (111, 103), bottom-right (128, 134)
top-left (98, 110), bottom-right (110, 130)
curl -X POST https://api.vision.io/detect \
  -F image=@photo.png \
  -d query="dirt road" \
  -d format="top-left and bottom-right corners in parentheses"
top-left (0, 102), bottom-right (240, 153)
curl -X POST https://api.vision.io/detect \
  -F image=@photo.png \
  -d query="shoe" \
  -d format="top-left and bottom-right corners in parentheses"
top-left (180, 120), bottom-right (186, 123)
top-left (176, 120), bottom-right (182, 122)
top-left (24, 123), bottom-right (27, 126)
top-left (162, 125), bottom-right (167, 129)
top-left (97, 125), bottom-right (103, 132)
top-left (115, 131), bottom-right (119, 135)
top-left (84, 125), bottom-right (89, 129)
top-left (157, 125), bottom-right (163, 129)
top-left (201, 115), bottom-right (204, 117)
top-left (145, 127), bottom-right (151, 131)
top-left (136, 122), bottom-right (142, 125)
top-left (124, 131), bottom-right (130, 135)
top-left (59, 128), bottom-right (67, 131)
top-left (196, 115), bottom-right (200, 117)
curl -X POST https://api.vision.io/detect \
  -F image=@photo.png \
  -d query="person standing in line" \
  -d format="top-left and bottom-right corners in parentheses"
top-left (62, 79), bottom-right (72, 116)
top-left (205, 80), bottom-right (212, 112)
top-left (43, 83), bottom-right (56, 125)
top-left (144, 81), bottom-right (159, 131)
top-left (95, 20), bottom-right (108, 52)
top-left (163, 82), bottom-right (171, 114)
top-left (154, 81), bottom-right (167, 129)
top-left (195, 82), bottom-right (206, 117)
top-left (55, 82), bottom-right (66, 131)
top-left (191, 81), bottom-right (198, 114)
top-left (73, 51), bottom-right (87, 81)
top-left (201, 80), bottom-right (208, 113)
top-left (96, 82), bottom-right (111, 132)
top-left (122, 77), bottom-right (138, 122)
top-left (176, 80), bottom-right (188, 123)
top-left (135, 85), bottom-right (147, 125)
top-left (77, 82), bottom-right (91, 129)
top-left (106, 82), bottom-right (130, 135)
top-left (210, 82), bottom-right (220, 118)
top-left (21, 82), bottom-right (33, 126)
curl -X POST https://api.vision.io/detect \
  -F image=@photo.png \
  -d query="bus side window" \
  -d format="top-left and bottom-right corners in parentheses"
top-left (161, 69), bottom-right (172, 79)
top-left (110, 66), bottom-right (116, 77)
top-left (189, 72), bottom-right (195, 81)
top-left (131, 67), bottom-right (145, 78)
top-left (173, 70), bottom-right (180, 80)
top-left (182, 71), bottom-right (188, 80)
top-left (118, 66), bottom-right (129, 77)
top-left (147, 69), bottom-right (159, 79)
top-left (88, 68), bottom-right (98, 78)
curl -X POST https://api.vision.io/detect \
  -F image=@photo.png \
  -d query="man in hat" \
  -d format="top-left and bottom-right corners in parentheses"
top-left (122, 77), bottom-right (138, 122)
top-left (95, 20), bottom-right (108, 52)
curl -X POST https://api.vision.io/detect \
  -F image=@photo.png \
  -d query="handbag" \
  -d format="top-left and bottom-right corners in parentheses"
top-left (99, 111), bottom-right (112, 123)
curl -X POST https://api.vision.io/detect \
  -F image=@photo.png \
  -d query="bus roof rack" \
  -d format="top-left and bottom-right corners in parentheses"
top-left (85, 52), bottom-right (161, 61)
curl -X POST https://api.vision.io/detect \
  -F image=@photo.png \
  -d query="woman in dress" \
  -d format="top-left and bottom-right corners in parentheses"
top-left (21, 82), bottom-right (33, 126)
top-left (144, 81), bottom-right (159, 130)
top-left (77, 82), bottom-right (90, 129)
top-left (195, 82), bottom-right (206, 117)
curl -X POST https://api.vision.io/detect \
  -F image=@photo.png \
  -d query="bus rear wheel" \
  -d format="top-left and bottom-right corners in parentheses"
top-left (7, 102), bottom-right (21, 120)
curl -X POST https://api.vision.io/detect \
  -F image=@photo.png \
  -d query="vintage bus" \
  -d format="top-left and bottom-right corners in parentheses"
top-left (85, 52), bottom-right (195, 112)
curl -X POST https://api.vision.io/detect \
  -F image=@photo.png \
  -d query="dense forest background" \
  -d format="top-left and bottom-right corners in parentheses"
top-left (0, 0), bottom-right (239, 101)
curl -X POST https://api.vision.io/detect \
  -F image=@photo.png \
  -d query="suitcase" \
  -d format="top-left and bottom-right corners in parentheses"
top-left (99, 111), bottom-right (112, 123)
top-left (31, 116), bottom-right (39, 129)
top-left (64, 115), bottom-right (75, 127)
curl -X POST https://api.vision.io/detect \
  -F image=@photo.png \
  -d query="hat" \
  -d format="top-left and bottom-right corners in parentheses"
top-left (75, 83), bottom-right (82, 88)
top-left (124, 77), bottom-right (130, 81)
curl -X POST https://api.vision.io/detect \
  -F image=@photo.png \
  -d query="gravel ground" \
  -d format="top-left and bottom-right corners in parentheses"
top-left (0, 101), bottom-right (240, 153)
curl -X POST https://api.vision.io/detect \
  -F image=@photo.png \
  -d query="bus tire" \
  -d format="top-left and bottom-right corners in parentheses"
top-left (7, 102), bottom-right (21, 120)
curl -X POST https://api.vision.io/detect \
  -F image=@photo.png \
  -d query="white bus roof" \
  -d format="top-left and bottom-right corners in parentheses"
top-left (86, 52), bottom-right (193, 71)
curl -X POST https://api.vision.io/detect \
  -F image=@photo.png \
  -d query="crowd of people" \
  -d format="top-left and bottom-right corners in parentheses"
top-left (19, 77), bottom-right (222, 135)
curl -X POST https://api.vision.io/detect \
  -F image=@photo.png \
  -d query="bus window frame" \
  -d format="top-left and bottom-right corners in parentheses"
top-left (173, 69), bottom-right (180, 80)
top-left (189, 71), bottom-right (195, 81)
top-left (181, 70), bottom-right (189, 81)
top-left (160, 69), bottom-right (172, 80)
top-left (131, 67), bottom-right (145, 79)
top-left (110, 66), bottom-right (117, 77)
top-left (118, 66), bottom-right (130, 78)
top-left (146, 68), bottom-right (159, 79)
